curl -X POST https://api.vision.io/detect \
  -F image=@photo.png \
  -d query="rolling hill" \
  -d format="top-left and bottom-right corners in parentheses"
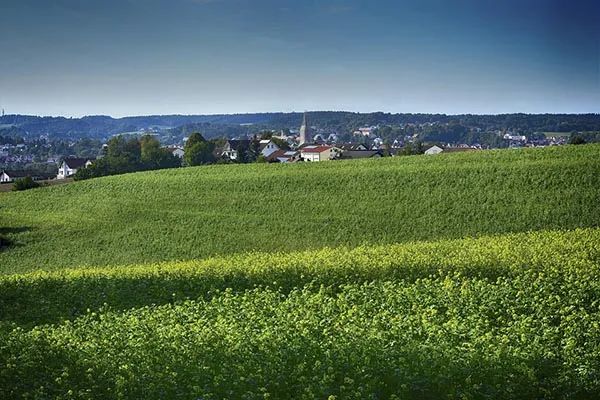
top-left (1, 144), bottom-right (599, 399)
top-left (1, 144), bottom-right (599, 274)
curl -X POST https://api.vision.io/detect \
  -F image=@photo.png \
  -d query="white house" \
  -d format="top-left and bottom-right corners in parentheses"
top-left (0, 171), bottom-right (11, 183)
top-left (1, 170), bottom-right (32, 183)
top-left (259, 140), bottom-right (280, 158)
top-left (300, 145), bottom-right (341, 162)
top-left (353, 127), bottom-right (376, 137)
top-left (221, 139), bottom-right (251, 160)
top-left (170, 147), bottom-right (185, 158)
top-left (503, 133), bottom-right (527, 142)
top-left (57, 158), bottom-right (94, 179)
top-left (424, 145), bottom-right (444, 155)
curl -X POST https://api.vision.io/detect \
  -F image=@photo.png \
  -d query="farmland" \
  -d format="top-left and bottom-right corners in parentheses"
top-left (1, 144), bottom-right (599, 399)
top-left (1, 228), bottom-right (600, 398)
top-left (1, 144), bottom-right (599, 274)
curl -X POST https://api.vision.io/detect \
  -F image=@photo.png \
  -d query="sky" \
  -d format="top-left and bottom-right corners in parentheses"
top-left (0, 0), bottom-right (599, 117)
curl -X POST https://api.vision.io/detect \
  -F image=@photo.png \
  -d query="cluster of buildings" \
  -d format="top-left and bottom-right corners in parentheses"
top-left (0, 143), bottom-right (34, 165)
top-left (0, 113), bottom-right (579, 185)
top-left (0, 157), bottom-right (95, 183)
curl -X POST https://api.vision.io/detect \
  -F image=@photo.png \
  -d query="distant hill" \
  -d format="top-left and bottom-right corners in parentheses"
top-left (1, 112), bottom-right (600, 141)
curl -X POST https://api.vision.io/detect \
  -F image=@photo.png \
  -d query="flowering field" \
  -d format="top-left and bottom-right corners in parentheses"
top-left (1, 228), bottom-right (599, 398)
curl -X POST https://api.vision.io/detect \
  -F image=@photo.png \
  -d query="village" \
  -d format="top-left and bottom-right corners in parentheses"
top-left (0, 112), bottom-right (579, 186)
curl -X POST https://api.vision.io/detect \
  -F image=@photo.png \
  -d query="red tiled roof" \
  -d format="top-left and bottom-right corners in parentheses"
top-left (300, 145), bottom-right (332, 153)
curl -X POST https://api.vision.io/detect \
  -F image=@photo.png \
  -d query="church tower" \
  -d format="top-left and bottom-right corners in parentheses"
top-left (299, 112), bottom-right (310, 145)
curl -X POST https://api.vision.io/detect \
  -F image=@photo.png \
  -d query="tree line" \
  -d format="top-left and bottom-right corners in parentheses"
top-left (75, 135), bottom-right (181, 180)
top-left (74, 132), bottom-right (281, 180)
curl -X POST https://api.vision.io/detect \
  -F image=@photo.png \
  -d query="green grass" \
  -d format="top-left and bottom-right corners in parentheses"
top-left (1, 144), bottom-right (599, 399)
top-left (1, 144), bottom-right (599, 274)
top-left (1, 228), bottom-right (599, 399)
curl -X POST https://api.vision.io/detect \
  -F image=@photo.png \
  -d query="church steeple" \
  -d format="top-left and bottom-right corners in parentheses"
top-left (299, 112), bottom-right (310, 145)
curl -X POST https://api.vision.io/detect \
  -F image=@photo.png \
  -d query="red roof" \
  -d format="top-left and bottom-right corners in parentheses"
top-left (301, 145), bottom-right (333, 153)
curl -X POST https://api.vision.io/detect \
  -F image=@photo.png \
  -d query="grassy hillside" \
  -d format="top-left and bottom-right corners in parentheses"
top-left (1, 228), bottom-right (599, 399)
top-left (1, 144), bottom-right (599, 274)
top-left (1, 145), bottom-right (599, 399)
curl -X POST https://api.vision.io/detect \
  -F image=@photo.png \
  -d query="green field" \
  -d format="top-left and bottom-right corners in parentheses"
top-left (1, 144), bottom-right (599, 274)
top-left (1, 144), bottom-right (599, 399)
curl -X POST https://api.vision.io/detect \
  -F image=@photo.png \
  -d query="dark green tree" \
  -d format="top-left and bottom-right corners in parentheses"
top-left (12, 176), bottom-right (40, 191)
top-left (141, 135), bottom-right (181, 169)
top-left (184, 133), bottom-right (215, 166)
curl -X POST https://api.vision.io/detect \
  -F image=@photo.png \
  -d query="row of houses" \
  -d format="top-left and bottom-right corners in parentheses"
top-left (0, 170), bottom-right (56, 183)
top-left (219, 139), bottom-right (387, 163)
top-left (0, 142), bottom-right (479, 184)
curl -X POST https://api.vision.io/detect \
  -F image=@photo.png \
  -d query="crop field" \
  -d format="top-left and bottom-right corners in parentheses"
top-left (1, 144), bottom-right (599, 399)
top-left (1, 144), bottom-right (599, 274)
top-left (1, 228), bottom-right (600, 398)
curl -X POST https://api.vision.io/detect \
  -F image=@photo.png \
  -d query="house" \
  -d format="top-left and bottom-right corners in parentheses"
top-left (424, 145), bottom-right (477, 155)
top-left (266, 149), bottom-right (301, 163)
top-left (339, 143), bottom-right (369, 151)
top-left (259, 140), bottom-right (280, 158)
top-left (424, 145), bottom-right (444, 155)
top-left (339, 150), bottom-right (384, 159)
top-left (166, 147), bottom-right (185, 158)
top-left (0, 170), bottom-right (29, 183)
top-left (503, 133), bottom-right (527, 142)
top-left (57, 157), bottom-right (94, 179)
top-left (300, 145), bottom-right (341, 162)
top-left (221, 139), bottom-right (251, 160)
top-left (353, 127), bottom-right (376, 137)
top-left (313, 134), bottom-right (326, 143)
top-left (326, 133), bottom-right (339, 143)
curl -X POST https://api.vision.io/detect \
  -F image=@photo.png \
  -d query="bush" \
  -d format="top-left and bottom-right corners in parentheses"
top-left (12, 176), bottom-right (40, 191)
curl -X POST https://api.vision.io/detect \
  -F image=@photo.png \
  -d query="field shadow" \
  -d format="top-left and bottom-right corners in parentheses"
top-left (0, 261), bottom-right (518, 330)
top-left (0, 226), bottom-right (32, 251)
top-left (0, 226), bottom-right (32, 234)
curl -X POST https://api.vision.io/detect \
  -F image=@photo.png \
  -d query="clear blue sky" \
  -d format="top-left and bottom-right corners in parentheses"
top-left (1, 0), bottom-right (598, 117)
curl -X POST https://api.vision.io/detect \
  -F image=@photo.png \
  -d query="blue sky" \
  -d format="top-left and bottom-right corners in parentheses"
top-left (0, 0), bottom-right (598, 116)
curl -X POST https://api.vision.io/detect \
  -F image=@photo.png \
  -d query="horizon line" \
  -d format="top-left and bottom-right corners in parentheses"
top-left (2, 110), bottom-right (600, 120)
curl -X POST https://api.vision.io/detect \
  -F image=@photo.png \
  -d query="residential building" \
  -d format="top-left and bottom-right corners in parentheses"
top-left (57, 157), bottom-right (94, 179)
top-left (221, 139), bottom-right (251, 160)
top-left (1, 170), bottom-right (29, 183)
top-left (300, 145), bottom-right (341, 162)
top-left (166, 147), bottom-right (185, 158)
top-left (266, 149), bottom-right (301, 163)
top-left (424, 145), bottom-right (444, 155)
top-left (339, 143), bottom-right (369, 151)
top-left (259, 140), bottom-right (280, 158)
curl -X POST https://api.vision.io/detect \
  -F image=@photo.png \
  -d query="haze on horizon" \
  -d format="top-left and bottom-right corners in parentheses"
top-left (1, 0), bottom-right (598, 118)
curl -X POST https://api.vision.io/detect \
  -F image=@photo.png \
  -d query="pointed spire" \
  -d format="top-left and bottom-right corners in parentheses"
top-left (299, 111), bottom-right (310, 145)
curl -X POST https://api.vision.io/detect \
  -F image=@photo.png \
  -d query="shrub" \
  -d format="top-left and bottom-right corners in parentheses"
top-left (12, 176), bottom-right (40, 191)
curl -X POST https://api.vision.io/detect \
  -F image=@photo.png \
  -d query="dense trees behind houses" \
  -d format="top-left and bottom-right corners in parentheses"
top-left (2, 112), bottom-right (599, 142)
top-left (74, 136), bottom-right (180, 180)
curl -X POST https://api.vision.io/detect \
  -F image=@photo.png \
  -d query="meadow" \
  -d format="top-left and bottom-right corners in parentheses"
top-left (1, 144), bottom-right (599, 399)
top-left (0, 144), bottom-right (598, 274)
